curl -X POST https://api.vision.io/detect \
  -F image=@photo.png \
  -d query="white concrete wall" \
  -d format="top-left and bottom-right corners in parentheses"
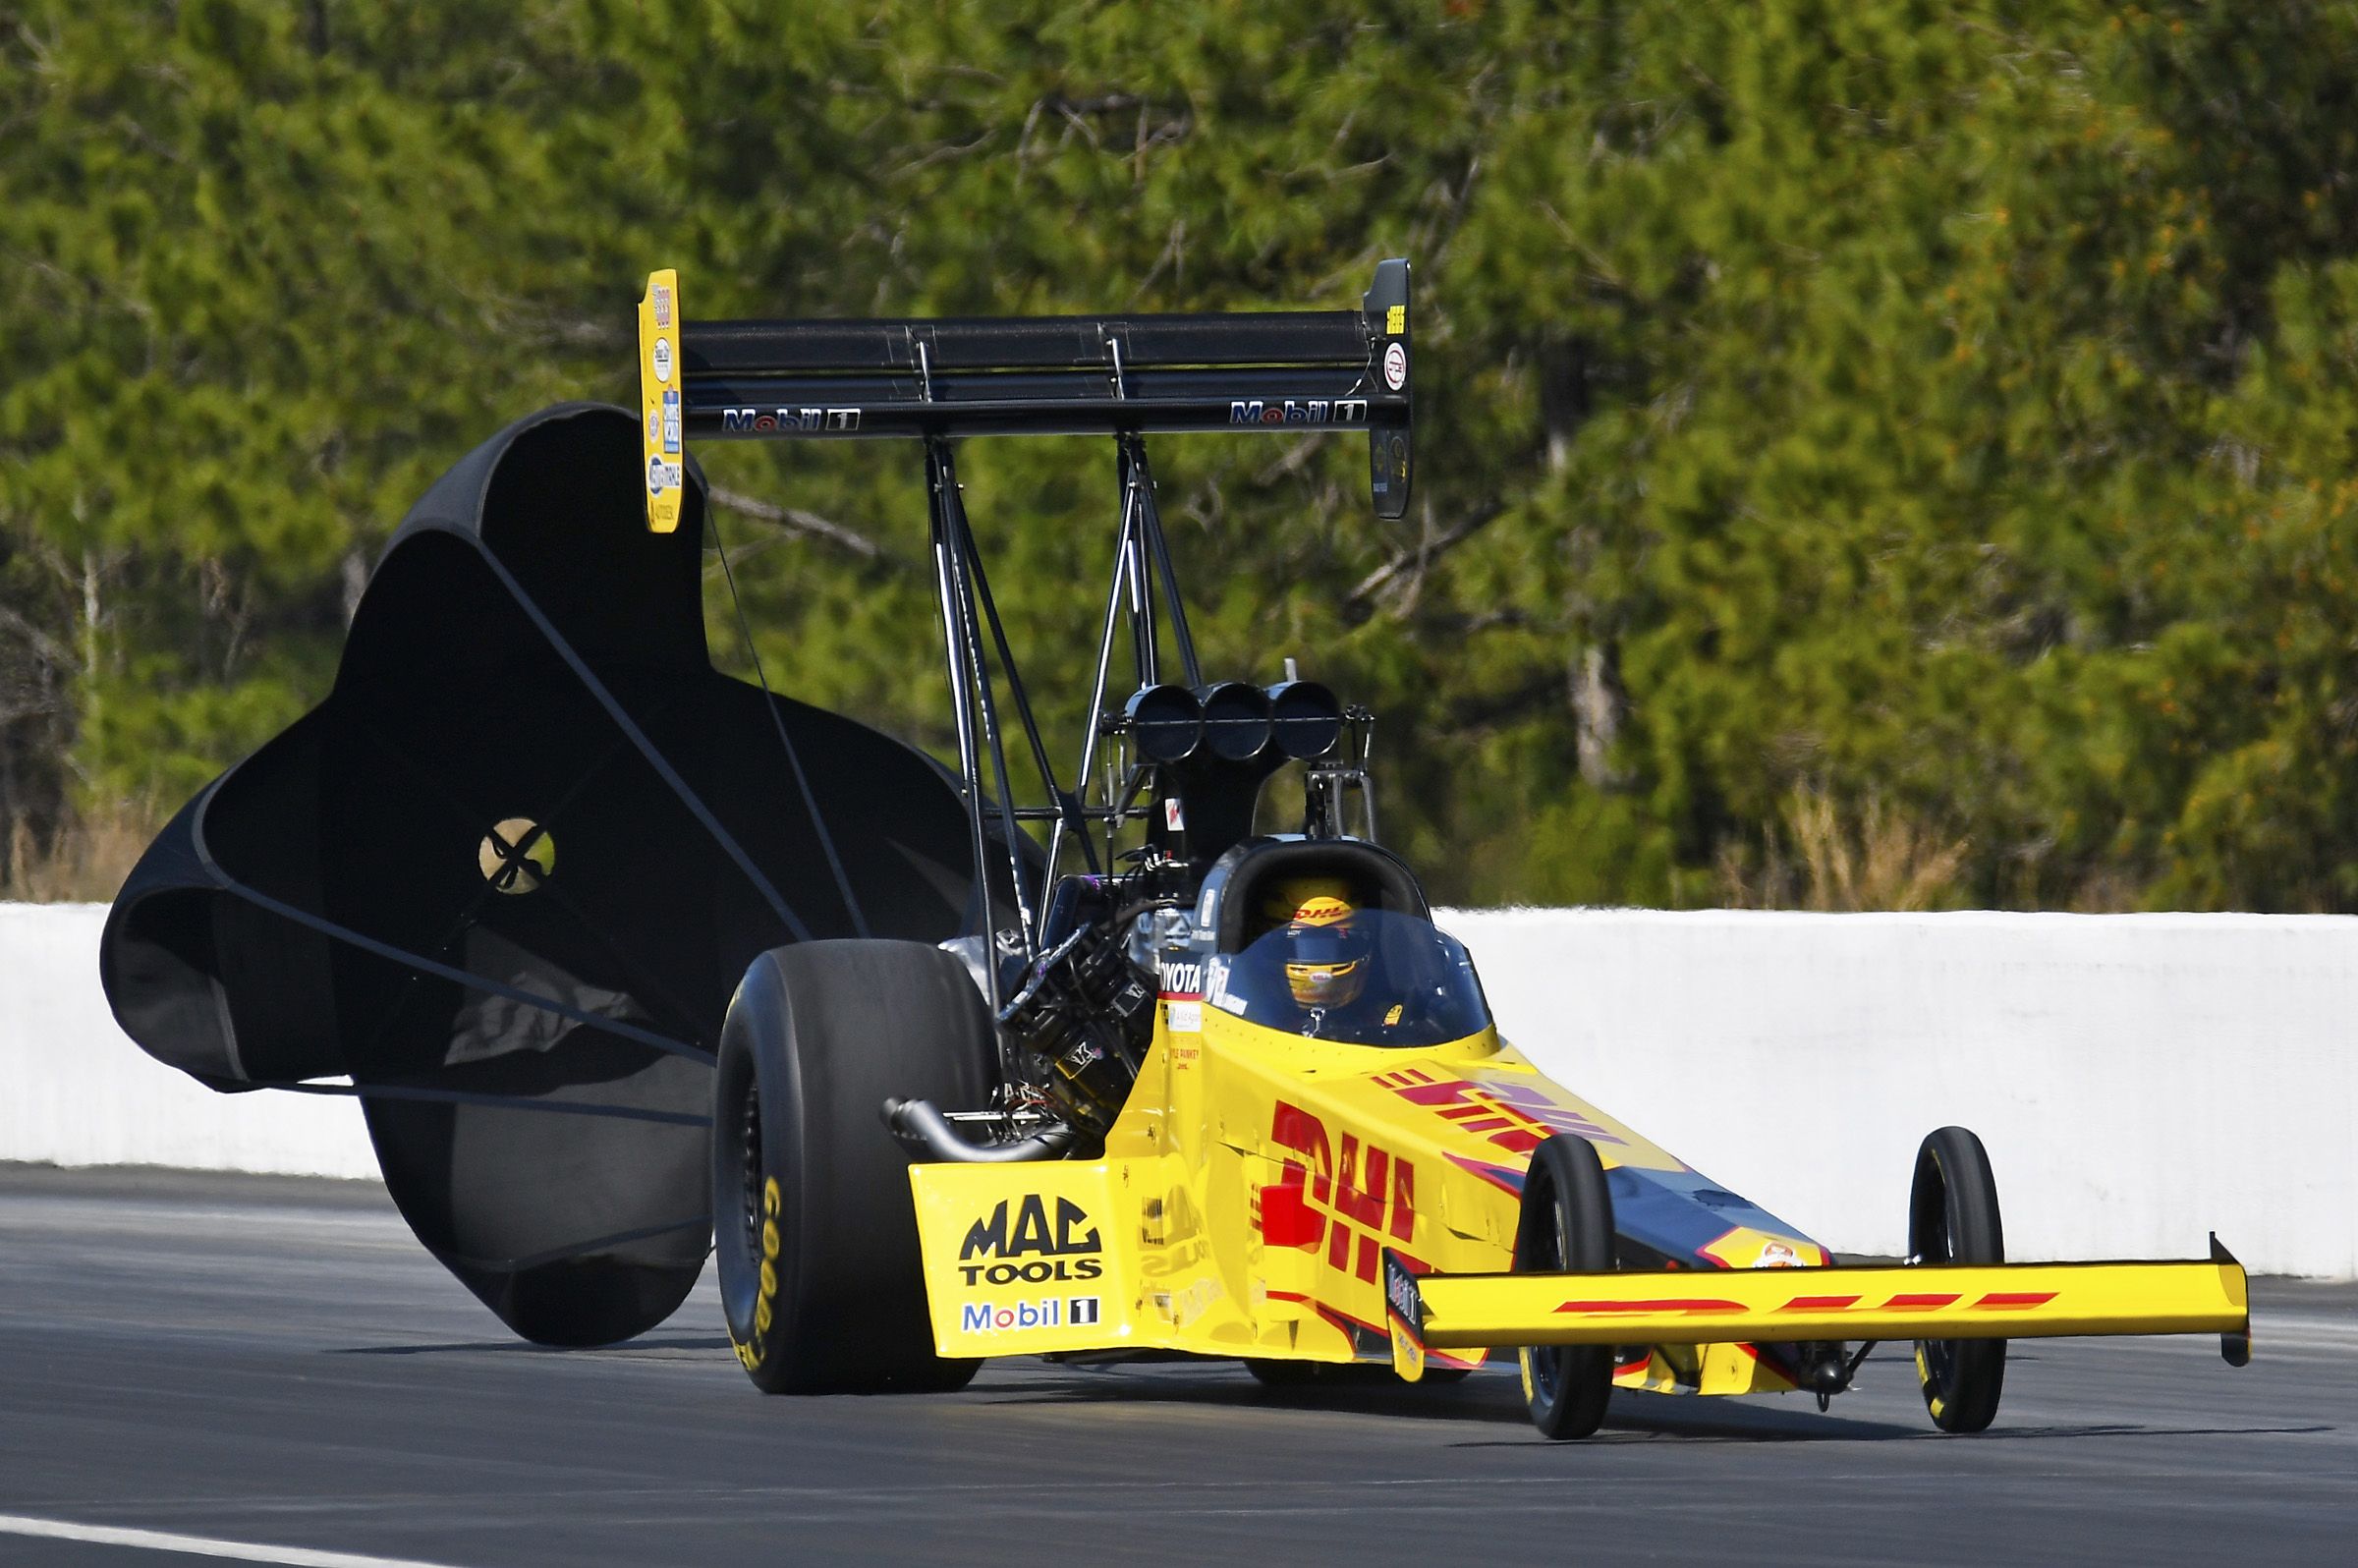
top-left (1442, 909), bottom-right (2358, 1279)
top-left (8, 902), bottom-right (2354, 1275)
top-left (0, 904), bottom-right (375, 1179)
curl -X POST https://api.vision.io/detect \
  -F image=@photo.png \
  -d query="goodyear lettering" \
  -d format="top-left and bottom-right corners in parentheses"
top-left (734, 1175), bottom-right (784, 1371)
top-left (1261, 1100), bottom-right (1416, 1284)
top-left (720, 406), bottom-right (863, 433)
top-left (959, 1195), bottom-right (1103, 1286)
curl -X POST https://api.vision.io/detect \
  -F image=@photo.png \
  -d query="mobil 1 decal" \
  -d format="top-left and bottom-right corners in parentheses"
top-left (959, 1194), bottom-right (1103, 1287)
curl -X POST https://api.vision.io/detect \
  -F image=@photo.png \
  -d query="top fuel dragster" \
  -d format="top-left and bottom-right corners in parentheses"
top-left (639, 262), bottom-right (2250, 1438)
top-left (89, 258), bottom-right (2246, 1440)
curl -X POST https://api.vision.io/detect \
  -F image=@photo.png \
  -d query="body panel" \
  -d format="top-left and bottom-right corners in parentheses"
top-left (916, 992), bottom-right (1834, 1389)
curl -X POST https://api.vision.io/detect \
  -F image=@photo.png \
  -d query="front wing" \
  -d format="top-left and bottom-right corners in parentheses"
top-left (1382, 1240), bottom-right (2251, 1381)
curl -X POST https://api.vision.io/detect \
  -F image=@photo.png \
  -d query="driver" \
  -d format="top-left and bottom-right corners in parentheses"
top-left (1269, 880), bottom-right (1407, 1036)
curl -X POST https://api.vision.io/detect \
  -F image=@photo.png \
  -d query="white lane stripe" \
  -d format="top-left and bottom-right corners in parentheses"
top-left (0, 1514), bottom-right (467, 1568)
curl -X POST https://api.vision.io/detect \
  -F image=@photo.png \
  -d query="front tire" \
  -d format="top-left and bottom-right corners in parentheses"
top-left (713, 940), bottom-right (992, 1393)
top-left (1517, 1134), bottom-right (1616, 1439)
top-left (1910, 1125), bottom-right (2006, 1432)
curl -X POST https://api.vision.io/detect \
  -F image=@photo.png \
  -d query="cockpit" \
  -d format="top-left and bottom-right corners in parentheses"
top-left (1215, 908), bottom-right (1492, 1047)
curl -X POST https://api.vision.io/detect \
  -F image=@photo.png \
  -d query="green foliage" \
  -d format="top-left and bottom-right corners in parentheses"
top-left (5, 1), bottom-right (2358, 908)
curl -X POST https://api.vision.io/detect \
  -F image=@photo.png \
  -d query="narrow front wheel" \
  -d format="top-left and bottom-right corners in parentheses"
top-left (1909, 1125), bottom-right (2006, 1432)
top-left (1516, 1134), bottom-right (1616, 1439)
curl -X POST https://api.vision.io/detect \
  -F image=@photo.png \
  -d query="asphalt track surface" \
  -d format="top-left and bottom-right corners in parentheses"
top-left (1, 1167), bottom-right (2352, 1567)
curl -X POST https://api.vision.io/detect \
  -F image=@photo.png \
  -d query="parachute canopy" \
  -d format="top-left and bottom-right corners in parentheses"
top-left (101, 403), bottom-right (995, 1344)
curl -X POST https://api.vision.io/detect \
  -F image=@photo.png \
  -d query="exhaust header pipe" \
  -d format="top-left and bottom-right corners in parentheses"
top-left (881, 1097), bottom-right (1080, 1163)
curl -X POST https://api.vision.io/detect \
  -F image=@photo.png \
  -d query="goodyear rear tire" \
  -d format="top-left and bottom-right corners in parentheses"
top-left (1910, 1125), bottom-right (2006, 1433)
top-left (713, 940), bottom-right (991, 1394)
top-left (1516, 1134), bottom-right (1615, 1439)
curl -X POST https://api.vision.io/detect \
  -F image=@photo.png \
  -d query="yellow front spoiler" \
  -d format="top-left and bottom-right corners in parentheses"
top-left (1382, 1240), bottom-right (2251, 1382)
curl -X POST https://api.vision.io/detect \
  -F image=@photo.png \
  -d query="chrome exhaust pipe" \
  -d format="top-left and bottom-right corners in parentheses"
top-left (881, 1097), bottom-right (1080, 1163)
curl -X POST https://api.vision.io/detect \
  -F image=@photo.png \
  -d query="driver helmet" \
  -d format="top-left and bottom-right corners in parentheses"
top-left (1270, 879), bottom-right (1372, 1011)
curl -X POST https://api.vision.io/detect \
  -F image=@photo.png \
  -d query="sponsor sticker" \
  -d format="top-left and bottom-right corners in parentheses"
top-left (646, 455), bottom-right (682, 493)
top-left (651, 336), bottom-right (673, 384)
top-left (1227, 398), bottom-right (1368, 426)
top-left (957, 1195), bottom-right (1102, 1287)
top-left (1163, 798), bottom-right (1185, 832)
top-left (1263, 1100), bottom-right (1418, 1281)
top-left (1167, 1000), bottom-right (1203, 1034)
top-left (1385, 304), bottom-right (1406, 336)
top-left (1373, 1065), bottom-right (1628, 1151)
top-left (1382, 341), bottom-right (1407, 391)
top-left (719, 406), bottom-right (863, 433)
top-left (661, 389), bottom-right (681, 455)
top-left (1150, 1278), bottom-right (1220, 1327)
top-left (958, 1297), bottom-right (1071, 1334)
top-left (652, 283), bottom-right (673, 330)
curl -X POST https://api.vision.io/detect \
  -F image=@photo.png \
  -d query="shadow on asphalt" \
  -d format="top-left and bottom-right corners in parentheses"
top-left (330, 1335), bottom-right (736, 1356)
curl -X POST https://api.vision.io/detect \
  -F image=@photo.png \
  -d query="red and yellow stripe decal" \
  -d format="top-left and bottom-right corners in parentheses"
top-left (1407, 1256), bottom-right (2248, 1349)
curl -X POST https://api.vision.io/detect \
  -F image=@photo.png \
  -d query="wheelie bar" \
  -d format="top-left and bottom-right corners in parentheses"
top-left (1381, 1237), bottom-right (2252, 1382)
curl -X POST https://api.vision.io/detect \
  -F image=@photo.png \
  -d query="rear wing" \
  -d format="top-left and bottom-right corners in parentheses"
top-left (635, 261), bottom-right (1414, 533)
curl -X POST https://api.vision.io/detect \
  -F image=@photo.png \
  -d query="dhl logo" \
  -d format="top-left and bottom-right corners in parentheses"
top-left (1372, 1065), bottom-right (1627, 1152)
top-left (1552, 1290), bottom-right (2060, 1317)
top-left (1262, 1099), bottom-right (1417, 1285)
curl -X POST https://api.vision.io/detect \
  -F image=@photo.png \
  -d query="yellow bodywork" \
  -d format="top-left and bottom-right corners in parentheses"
top-left (637, 269), bottom-right (684, 534)
top-left (916, 998), bottom-right (1803, 1389)
top-left (909, 996), bottom-right (2248, 1395)
top-left (1401, 1259), bottom-right (2249, 1350)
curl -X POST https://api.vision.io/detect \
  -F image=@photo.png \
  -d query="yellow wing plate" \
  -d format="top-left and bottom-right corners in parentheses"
top-left (910, 1162), bottom-right (1134, 1358)
top-left (638, 269), bottom-right (685, 532)
top-left (1388, 1250), bottom-right (2248, 1368)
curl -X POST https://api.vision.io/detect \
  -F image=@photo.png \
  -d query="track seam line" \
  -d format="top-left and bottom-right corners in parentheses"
top-left (0, 1513), bottom-right (470, 1568)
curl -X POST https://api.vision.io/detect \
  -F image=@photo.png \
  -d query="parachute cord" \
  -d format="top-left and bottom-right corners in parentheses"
top-left (709, 505), bottom-right (870, 939)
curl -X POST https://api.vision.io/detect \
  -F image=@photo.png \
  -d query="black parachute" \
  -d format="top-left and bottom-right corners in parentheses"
top-left (100, 404), bottom-right (993, 1345)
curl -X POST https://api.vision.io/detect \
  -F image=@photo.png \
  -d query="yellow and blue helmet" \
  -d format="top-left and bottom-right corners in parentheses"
top-left (1271, 881), bottom-right (1371, 1010)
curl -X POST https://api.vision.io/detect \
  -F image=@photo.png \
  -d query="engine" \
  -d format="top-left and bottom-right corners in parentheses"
top-left (997, 900), bottom-right (1156, 1142)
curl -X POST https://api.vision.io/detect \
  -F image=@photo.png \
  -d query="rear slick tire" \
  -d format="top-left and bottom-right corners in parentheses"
top-left (1516, 1134), bottom-right (1616, 1440)
top-left (713, 940), bottom-right (991, 1394)
top-left (1909, 1125), bottom-right (2006, 1433)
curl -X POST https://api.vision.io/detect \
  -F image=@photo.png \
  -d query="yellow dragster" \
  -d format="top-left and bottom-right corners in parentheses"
top-left (633, 266), bottom-right (2247, 1437)
top-left (714, 832), bottom-right (2247, 1440)
top-left (887, 838), bottom-right (2247, 1439)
